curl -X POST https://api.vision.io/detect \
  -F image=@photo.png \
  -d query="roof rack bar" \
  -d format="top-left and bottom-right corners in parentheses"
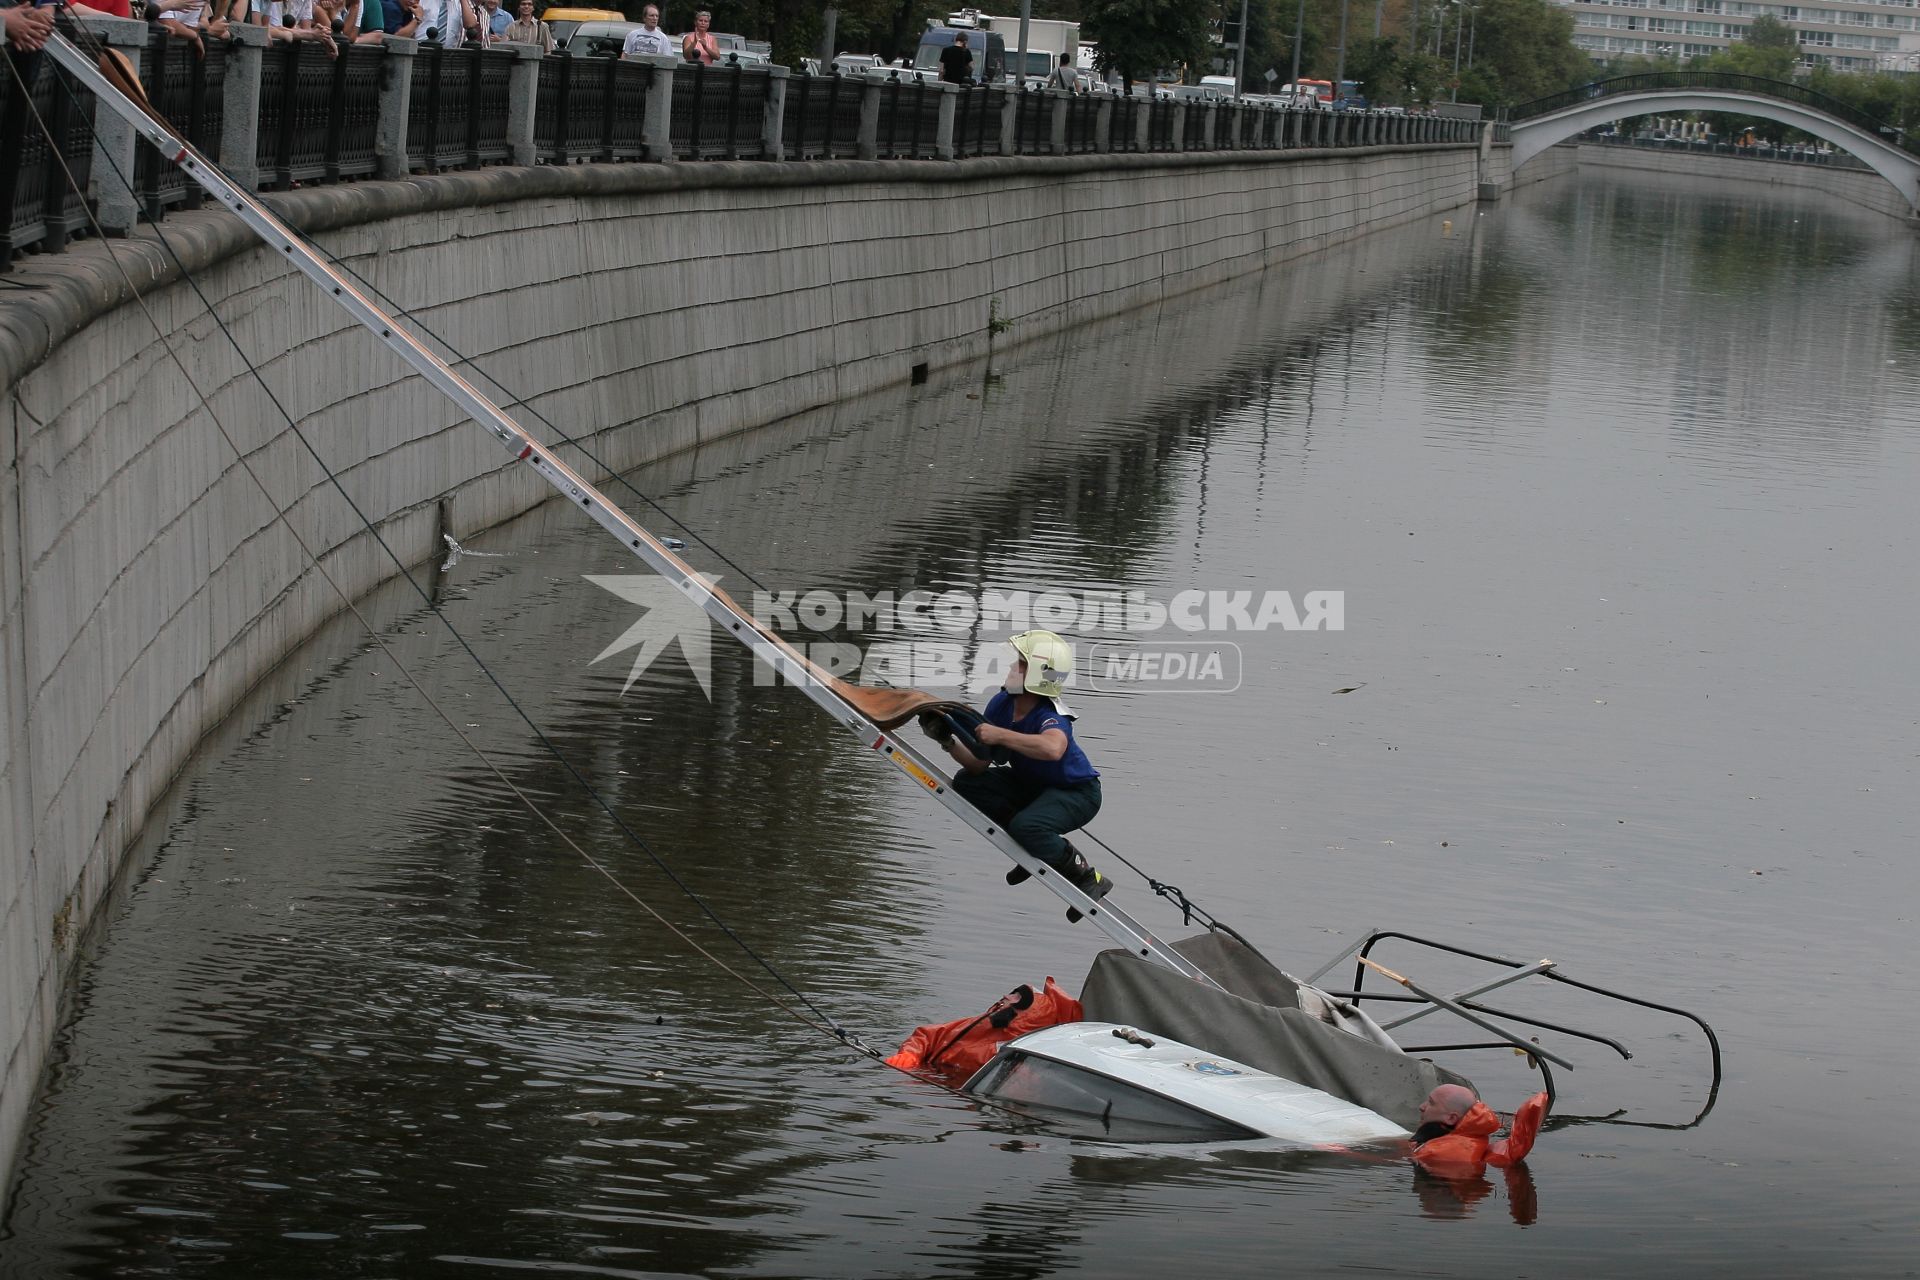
top-left (1358, 956), bottom-right (1579, 1070)
top-left (1379, 959), bottom-right (1556, 1031)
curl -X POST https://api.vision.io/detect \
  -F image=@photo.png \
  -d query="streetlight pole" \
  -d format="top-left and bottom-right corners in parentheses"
top-left (1335, 0), bottom-right (1351, 93)
top-left (1235, 0), bottom-right (1249, 99)
top-left (1290, 0), bottom-right (1305, 88)
top-left (1016, 0), bottom-right (1031, 89)
top-left (1467, 2), bottom-right (1477, 70)
top-left (1450, 0), bottom-right (1464, 101)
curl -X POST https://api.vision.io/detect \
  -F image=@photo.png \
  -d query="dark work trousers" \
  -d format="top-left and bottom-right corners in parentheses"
top-left (952, 769), bottom-right (1102, 870)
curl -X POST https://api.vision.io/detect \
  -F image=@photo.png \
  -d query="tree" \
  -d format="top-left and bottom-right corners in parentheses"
top-left (1451, 0), bottom-right (1589, 105)
top-left (1715, 15), bottom-right (1797, 80)
top-left (1082, 0), bottom-right (1214, 87)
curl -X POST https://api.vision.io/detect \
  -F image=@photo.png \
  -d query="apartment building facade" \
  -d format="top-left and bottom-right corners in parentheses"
top-left (1557, 0), bottom-right (1920, 72)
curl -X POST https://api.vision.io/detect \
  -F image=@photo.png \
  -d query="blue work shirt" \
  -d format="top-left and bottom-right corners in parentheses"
top-left (982, 692), bottom-right (1099, 787)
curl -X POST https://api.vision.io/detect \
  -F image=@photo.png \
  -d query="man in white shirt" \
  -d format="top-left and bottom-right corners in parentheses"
top-left (622, 3), bottom-right (672, 57)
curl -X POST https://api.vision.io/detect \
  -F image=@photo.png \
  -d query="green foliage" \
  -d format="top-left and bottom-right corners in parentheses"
top-left (1083, 0), bottom-right (1214, 85)
top-left (1741, 14), bottom-right (1795, 50)
top-left (1450, 0), bottom-right (1589, 105)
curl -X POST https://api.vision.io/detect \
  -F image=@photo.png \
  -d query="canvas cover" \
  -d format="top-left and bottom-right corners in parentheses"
top-left (1078, 932), bottom-right (1473, 1131)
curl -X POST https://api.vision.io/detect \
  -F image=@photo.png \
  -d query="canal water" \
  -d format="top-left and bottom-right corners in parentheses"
top-left (4, 165), bottom-right (1918, 1277)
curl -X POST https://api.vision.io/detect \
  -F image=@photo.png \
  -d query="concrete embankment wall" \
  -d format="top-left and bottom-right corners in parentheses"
top-left (1512, 142), bottom-right (1580, 192)
top-left (1571, 141), bottom-right (1911, 222)
top-left (0, 141), bottom-right (1508, 1194)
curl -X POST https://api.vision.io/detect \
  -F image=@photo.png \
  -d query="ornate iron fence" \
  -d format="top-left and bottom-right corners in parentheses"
top-left (1108, 95), bottom-right (1140, 153)
top-left (1181, 101), bottom-right (1208, 150)
top-left (671, 59), bottom-right (769, 160)
top-left (1063, 92), bottom-right (1098, 153)
top-left (1146, 98), bottom-right (1174, 151)
top-left (875, 75), bottom-right (942, 160)
top-left (783, 70), bottom-right (858, 160)
top-left (535, 51), bottom-right (650, 164)
top-left (1011, 85), bottom-right (1049, 155)
top-left (136, 30), bottom-right (223, 218)
top-left (951, 84), bottom-right (1003, 157)
top-left (0, 47), bottom-right (95, 266)
top-left (3, 29), bottom-right (1508, 272)
top-left (406, 44), bottom-right (515, 173)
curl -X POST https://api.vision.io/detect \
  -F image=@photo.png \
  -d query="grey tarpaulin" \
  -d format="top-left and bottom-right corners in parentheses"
top-left (1078, 932), bottom-right (1473, 1131)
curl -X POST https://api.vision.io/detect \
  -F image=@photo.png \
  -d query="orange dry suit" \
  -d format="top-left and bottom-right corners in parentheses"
top-left (1410, 1091), bottom-right (1549, 1178)
top-left (884, 978), bottom-right (1082, 1080)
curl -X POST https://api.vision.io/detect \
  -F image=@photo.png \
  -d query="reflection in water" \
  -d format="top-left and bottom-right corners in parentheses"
top-left (6, 169), bottom-right (1920, 1277)
top-left (1412, 1163), bottom-right (1539, 1225)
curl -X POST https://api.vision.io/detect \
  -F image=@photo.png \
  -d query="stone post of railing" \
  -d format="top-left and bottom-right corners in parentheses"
top-left (935, 81), bottom-right (958, 160)
top-left (636, 54), bottom-right (678, 161)
top-left (1135, 98), bottom-right (1151, 150)
top-left (1049, 90), bottom-right (1068, 154)
top-left (998, 88), bottom-right (1017, 155)
top-left (505, 42), bottom-right (542, 167)
top-left (762, 65), bottom-right (788, 161)
top-left (376, 36), bottom-right (417, 180)
top-left (1094, 94), bottom-right (1112, 151)
top-left (857, 76), bottom-right (881, 160)
top-left (1169, 100), bottom-right (1186, 151)
top-left (219, 22), bottom-right (270, 190)
top-left (88, 18), bottom-right (148, 235)
top-left (1200, 103), bottom-right (1215, 150)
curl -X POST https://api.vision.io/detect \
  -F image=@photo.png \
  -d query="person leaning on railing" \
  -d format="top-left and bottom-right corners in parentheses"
top-left (1, 0), bottom-right (55, 53)
top-left (496, 0), bottom-right (549, 52)
top-left (412, 0), bottom-right (479, 46)
top-left (149, 0), bottom-right (224, 45)
top-left (375, 0), bottom-right (420, 40)
top-left (251, 0), bottom-right (339, 56)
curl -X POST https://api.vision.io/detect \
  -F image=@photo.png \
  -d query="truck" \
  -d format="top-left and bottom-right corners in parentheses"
top-left (1279, 79), bottom-right (1333, 107)
top-left (946, 9), bottom-right (1080, 86)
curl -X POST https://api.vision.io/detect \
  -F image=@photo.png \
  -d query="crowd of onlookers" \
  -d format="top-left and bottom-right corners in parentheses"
top-left (136, 0), bottom-right (562, 57)
top-left (0, 0), bottom-right (727, 59)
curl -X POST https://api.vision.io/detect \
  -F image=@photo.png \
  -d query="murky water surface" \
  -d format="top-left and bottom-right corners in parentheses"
top-left (5, 169), bottom-right (1919, 1277)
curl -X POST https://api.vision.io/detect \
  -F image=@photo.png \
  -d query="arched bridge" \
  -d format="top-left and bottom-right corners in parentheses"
top-left (1508, 72), bottom-right (1920, 209)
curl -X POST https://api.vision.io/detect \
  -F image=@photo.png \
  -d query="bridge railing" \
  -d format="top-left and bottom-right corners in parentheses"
top-left (1588, 130), bottom-right (1874, 173)
top-left (1511, 72), bottom-right (1919, 160)
top-left (0, 19), bottom-right (1499, 270)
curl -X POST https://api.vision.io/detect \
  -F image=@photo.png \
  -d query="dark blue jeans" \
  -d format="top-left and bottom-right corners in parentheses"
top-left (952, 770), bottom-right (1102, 871)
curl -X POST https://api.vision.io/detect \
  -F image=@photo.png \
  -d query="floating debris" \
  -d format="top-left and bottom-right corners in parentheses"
top-left (441, 534), bottom-right (508, 572)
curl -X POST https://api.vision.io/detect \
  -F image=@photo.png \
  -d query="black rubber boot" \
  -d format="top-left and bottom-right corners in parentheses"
top-left (1007, 838), bottom-right (1079, 886)
top-left (1063, 851), bottom-right (1111, 924)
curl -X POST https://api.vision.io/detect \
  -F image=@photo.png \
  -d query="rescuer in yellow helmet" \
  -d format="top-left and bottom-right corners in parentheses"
top-left (923, 630), bottom-right (1110, 920)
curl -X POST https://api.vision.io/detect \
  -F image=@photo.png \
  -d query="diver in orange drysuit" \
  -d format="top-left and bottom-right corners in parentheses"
top-left (1408, 1083), bottom-right (1548, 1224)
top-left (1410, 1083), bottom-right (1548, 1176)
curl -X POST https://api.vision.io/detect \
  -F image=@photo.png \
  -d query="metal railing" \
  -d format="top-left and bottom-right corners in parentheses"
top-left (671, 59), bottom-right (770, 160)
top-left (1588, 129), bottom-right (1873, 172)
top-left (1511, 71), bottom-right (1918, 159)
top-left (535, 51), bottom-right (650, 164)
top-left (135, 26), bottom-right (223, 218)
top-left (0, 21), bottom-right (1495, 270)
top-left (783, 68), bottom-right (859, 160)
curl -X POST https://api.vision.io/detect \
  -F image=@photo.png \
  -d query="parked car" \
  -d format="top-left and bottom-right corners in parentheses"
top-left (714, 33), bottom-right (769, 65)
top-left (553, 19), bottom-right (641, 55)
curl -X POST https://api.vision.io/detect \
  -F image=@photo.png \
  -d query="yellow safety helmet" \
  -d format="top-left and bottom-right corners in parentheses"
top-left (1010, 630), bottom-right (1074, 699)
